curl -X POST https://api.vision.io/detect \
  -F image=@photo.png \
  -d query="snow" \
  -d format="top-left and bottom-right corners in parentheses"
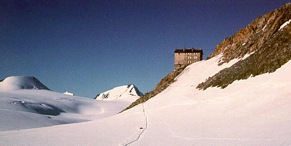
top-left (0, 76), bottom-right (49, 91)
top-left (95, 84), bottom-right (143, 102)
top-left (262, 24), bottom-right (267, 31)
top-left (279, 19), bottom-right (291, 30)
top-left (0, 90), bottom-right (103, 131)
top-left (1, 56), bottom-right (291, 145)
top-left (0, 77), bottom-right (141, 131)
top-left (63, 91), bottom-right (74, 96)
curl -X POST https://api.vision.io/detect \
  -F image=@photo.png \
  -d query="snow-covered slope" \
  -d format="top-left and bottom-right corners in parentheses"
top-left (1, 3), bottom-right (290, 144)
top-left (0, 76), bottom-right (49, 91)
top-left (1, 56), bottom-right (290, 145)
top-left (0, 89), bottom-right (104, 131)
top-left (0, 77), bottom-right (140, 131)
top-left (93, 84), bottom-right (143, 116)
top-left (95, 84), bottom-right (143, 102)
top-left (135, 56), bottom-right (291, 145)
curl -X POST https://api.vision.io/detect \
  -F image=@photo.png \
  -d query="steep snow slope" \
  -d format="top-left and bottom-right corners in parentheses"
top-left (135, 57), bottom-right (291, 145)
top-left (1, 56), bottom-right (290, 145)
top-left (0, 76), bottom-right (49, 91)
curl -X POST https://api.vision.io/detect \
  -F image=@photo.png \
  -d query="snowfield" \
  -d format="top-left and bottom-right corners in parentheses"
top-left (1, 56), bottom-right (291, 145)
top-left (0, 90), bottom-right (100, 131)
top-left (0, 76), bottom-right (141, 131)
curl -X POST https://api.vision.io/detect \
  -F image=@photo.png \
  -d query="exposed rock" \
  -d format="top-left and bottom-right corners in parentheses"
top-left (198, 3), bottom-right (291, 90)
top-left (123, 3), bottom-right (291, 110)
top-left (122, 65), bottom-right (187, 112)
top-left (207, 3), bottom-right (291, 65)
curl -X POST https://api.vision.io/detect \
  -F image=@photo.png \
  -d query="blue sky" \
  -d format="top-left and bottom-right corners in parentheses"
top-left (1, 0), bottom-right (289, 98)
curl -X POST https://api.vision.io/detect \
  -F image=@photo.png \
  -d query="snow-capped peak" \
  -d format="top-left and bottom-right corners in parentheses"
top-left (0, 76), bottom-right (49, 91)
top-left (95, 84), bottom-right (143, 102)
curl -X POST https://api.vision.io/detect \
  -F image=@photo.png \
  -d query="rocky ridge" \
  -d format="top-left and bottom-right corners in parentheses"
top-left (198, 3), bottom-right (291, 89)
top-left (123, 65), bottom-right (187, 111)
top-left (208, 3), bottom-right (290, 64)
top-left (123, 3), bottom-right (291, 111)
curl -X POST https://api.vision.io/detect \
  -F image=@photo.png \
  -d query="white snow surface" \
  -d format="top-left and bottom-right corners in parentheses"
top-left (1, 56), bottom-right (291, 145)
top-left (279, 19), bottom-right (291, 30)
top-left (0, 77), bottom-right (139, 131)
top-left (0, 76), bottom-right (49, 91)
top-left (0, 89), bottom-right (137, 131)
top-left (95, 84), bottom-right (143, 102)
top-left (63, 91), bottom-right (74, 96)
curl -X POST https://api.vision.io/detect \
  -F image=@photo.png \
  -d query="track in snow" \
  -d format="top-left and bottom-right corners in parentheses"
top-left (124, 103), bottom-right (148, 146)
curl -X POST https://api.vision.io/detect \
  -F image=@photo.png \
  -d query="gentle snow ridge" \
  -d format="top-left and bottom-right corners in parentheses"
top-left (0, 77), bottom-right (142, 131)
top-left (0, 90), bottom-right (101, 131)
top-left (0, 76), bottom-right (49, 91)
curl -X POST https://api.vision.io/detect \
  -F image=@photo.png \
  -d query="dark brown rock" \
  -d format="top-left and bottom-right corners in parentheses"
top-left (198, 3), bottom-right (291, 90)
top-left (207, 3), bottom-right (291, 65)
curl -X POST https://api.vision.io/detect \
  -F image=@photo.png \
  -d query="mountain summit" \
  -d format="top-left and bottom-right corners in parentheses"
top-left (95, 84), bottom-right (143, 102)
top-left (0, 76), bottom-right (49, 91)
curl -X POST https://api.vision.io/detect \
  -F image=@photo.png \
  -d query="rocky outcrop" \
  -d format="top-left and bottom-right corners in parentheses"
top-left (198, 3), bottom-right (291, 90)
top-left (123, 3), bottom-right (291, 110)
top-left (122, 65), bottom-right (187, 112)
top-left (207, 3), bottom-right (291, 65)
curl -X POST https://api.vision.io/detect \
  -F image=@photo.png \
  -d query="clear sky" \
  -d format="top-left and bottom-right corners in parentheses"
top-left (1, 0), bottom-right (289, 98)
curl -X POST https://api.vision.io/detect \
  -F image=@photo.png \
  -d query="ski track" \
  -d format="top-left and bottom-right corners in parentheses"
top-left (124, 103), bottom-right (148, 146)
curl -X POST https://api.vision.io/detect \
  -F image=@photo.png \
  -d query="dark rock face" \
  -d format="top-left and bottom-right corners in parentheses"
top-left (198, 3), bottom-right (291, 90)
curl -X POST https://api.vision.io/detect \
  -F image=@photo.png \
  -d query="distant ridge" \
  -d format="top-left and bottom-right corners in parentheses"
top-left (95, 84), bottom-right (143, 102)
top-left (0, 76), bottom-right (50, 91)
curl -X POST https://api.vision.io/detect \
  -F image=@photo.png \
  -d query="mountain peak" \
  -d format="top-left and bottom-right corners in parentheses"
top-left (95, 84), bottom-right (143, 101)
top-left (0, 76), bottom-right (50, 91)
